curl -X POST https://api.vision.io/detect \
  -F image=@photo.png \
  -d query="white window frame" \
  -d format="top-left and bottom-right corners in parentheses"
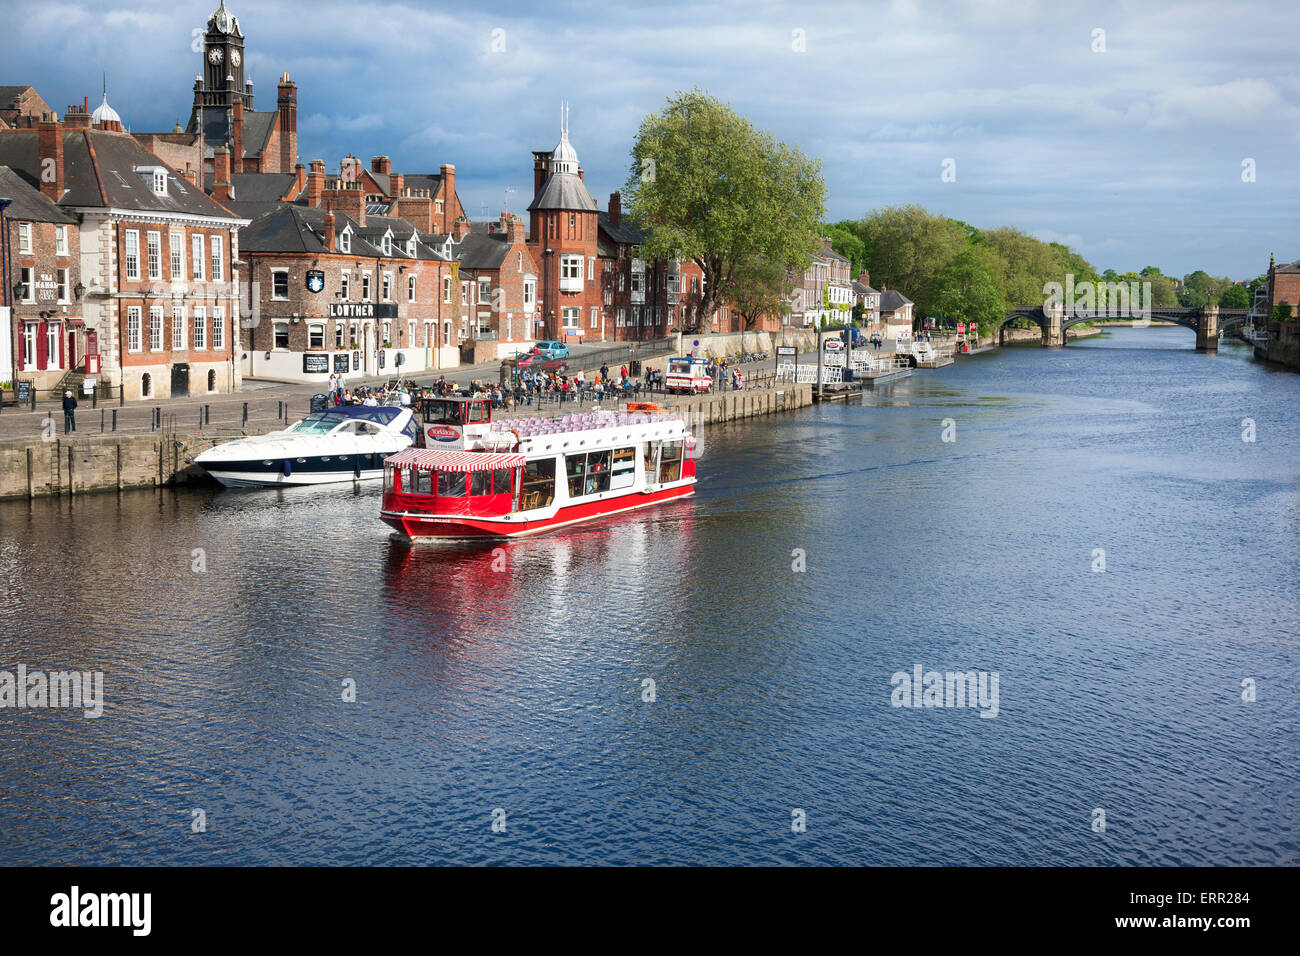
top-left (307, 323), bottom-right (325, 349)
top-left (192, 305), bottom-right (207, 350)
top-left (126, 306), bottom-right (142, 352)
top-left (57, 268), bottom-right (70, 304)
top-left (408, 274), bottom-right (417, 302)
top-left (124, 230), bottom-right (140, 280)
top-left (22, 322), bottom-right (37, 369)
top-left (562, 307), bottom-right (580, 330)
top-left (210, 235), bottom-right (224, 282)
top-left (340, 271), bottom-right (350, 300)
top-left (149, 306), bottom-right (164, 352)
top-left (273, 321), bottom-right (289, 350)
top-left (212, 305), bottom-right (225, 350)
top-left (382, 271), bottom-right (393, 301)
top-left (18, 222), bottom-right (32, 254)
top-left (19, 266), bottom-right (34, 302)
top-left (589, 306), bottom-right (598, 329)
top-left (55, 225), bottom-right (68, 256)
top-left (271, 269), bottom-right (290, 301)
top-left (192, 234), bottom-right (205, 281)
top-left (170, 231), bottom-right (184, 279)
top-left (361, 272), bottom-right (372, 301)
top-left (146, 231), bottom-right (161, 280)
top-left (339, 230), bottom-right (351, 254)
top-left (46, 321), bottom-right (61, 369)
top-left (173, 304), bottom-right (186, 350)
top-left (443, 276), bottom-right (451, 303)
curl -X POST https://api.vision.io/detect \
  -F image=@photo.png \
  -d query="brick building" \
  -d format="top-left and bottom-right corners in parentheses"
top-left (454, 213), bottom-right (539, 361)
top-left (0, 97), bottom-right (247, 401)
top-left (527, 106), bottom-right (602, 343)
top-left (1, 165), bottom-right (83, 391)
top-left (238, 203), bottom-right (467, 383)
top-left (0, 86), bottom-right (54, 128)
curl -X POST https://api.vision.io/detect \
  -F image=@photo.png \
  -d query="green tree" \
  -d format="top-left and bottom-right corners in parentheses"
top-left (931, 248), bottom-right (1005, 335)
top-left (824, 221), bottom-right (867, 275)
top-left (856, 205), bottom-right (969, 317)
top-left (1272, 303), bottom-right (1293, 322)
top-left (1218, 284), bottom-right (1249, 308)
top-left (623, 89), bottom-right (826, 330)
top-left (729, 256), bottom-right (791, 330)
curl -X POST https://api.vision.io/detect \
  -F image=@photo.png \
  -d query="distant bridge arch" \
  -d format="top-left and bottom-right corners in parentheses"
top-left (994, 305), bottom-right (1247, 351)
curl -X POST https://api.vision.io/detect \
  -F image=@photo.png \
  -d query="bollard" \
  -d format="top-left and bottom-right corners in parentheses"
top-left (278, 400), bottom-right (283, 420)
top-left (111, 409), bottom-right (117, 431)
top-left (91, 388), bottom-right (97, 409)
top-left (100, 409), bottom-right (105, 433)
top-left (242, 402), bottom-right (249, 425)
top-left (30, 389), bottom-right (36, 411)
top-left (204, 404), bottom-right (210, 426)
top-left (119, 384), bottom-right (124, 407)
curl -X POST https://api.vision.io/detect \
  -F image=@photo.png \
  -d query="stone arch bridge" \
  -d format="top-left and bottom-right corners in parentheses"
top-left (999, 304), bottom-right (1249, 350)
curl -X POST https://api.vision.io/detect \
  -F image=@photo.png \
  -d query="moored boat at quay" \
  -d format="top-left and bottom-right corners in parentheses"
top-left (380, 397), bottom-right (696, 539)
top-left (194, 405), bottom-right (419, 487)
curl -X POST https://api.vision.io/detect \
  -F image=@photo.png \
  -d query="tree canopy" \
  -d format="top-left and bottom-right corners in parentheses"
top-left (623, 90), bottom-right (826, 330)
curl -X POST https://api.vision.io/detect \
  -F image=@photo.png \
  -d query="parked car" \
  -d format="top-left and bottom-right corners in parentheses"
top-left (533, 340), bottom-right (570, 359)
top-left (515, 351), bottom-right (567, 371)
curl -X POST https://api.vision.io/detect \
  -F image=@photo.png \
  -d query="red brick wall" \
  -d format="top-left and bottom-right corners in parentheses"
top-left (7, 217), bottom-right (81, 377)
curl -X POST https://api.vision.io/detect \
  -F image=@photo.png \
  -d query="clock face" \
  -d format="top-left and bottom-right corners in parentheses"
top-left (230, 50), bottom-right (241, 67)
top-left (208, 47), bottom-right (223, 64)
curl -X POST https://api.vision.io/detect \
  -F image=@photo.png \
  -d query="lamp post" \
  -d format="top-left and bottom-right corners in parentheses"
top-left (0, 197), bottom-right (13, 393)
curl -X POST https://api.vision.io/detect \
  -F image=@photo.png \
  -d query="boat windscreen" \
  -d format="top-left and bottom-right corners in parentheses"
top-left (288, 407), bottom-right (403, 434)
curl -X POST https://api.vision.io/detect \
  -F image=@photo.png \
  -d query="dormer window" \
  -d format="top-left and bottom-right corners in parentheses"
top-left (382, 234), bottom-right (392, 255)
top-left (135, 165), bottom-right (170, 197)
top-left (407, 238), bottom-right (416, 256)
top-left (340, 229), bottom-right (351, 253)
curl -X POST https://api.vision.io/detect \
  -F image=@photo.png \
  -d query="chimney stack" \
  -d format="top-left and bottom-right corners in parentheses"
top-left (62, 103), bottom-right (91, 129)
top-left (859, 269), bottom-right (871, 287)
top-left (276, 73), bottom-right (297, 173)
top-left (502, 213), bottom-right (525, 244)
top-left (371, 155), bottom-right (391, 175)
top-left (37, 118), bottom-right (64, 201)
top-left (609, 191), bottom-right (621, 229)
top-left (212, 145), bottom-right (233, 201)
top-left (307, 159), bottom-right (325, 207)
top-left (451, 215), bottom-right (471, 241)
top-left (440, 163), bottom-right (456, 231)
top-left (390, 172), bottom-right (403, 196)
top-left (323, 210), bottom-right (336, 252)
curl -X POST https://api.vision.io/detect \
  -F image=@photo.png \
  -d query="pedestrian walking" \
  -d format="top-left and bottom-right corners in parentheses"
top-left (62, 390), bottom-right (77, 434)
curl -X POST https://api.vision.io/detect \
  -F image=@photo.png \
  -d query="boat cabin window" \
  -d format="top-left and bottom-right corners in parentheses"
top-left (567, 450), bottom-right (611, 497)
top-left (658, 440), bottom-right (683, 484)
top-left (437, 470), bottom-right (467, 497)
top-left (521, 458), bottom-right (556, 510)
top-left (414, 470), bottom-right (432, 495)
top-left (611, 447), bottom-right (636, 490)
top-left (492, 468), bottom-right (511, 495)
top-left (421, 398), bottom-right (490, 426)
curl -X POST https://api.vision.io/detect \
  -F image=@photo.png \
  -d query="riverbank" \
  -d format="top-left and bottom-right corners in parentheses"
top-left (0, 382), bottom-right (814, 500)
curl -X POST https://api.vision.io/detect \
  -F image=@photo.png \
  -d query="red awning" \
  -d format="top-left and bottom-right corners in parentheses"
top-left (386, 448), bottom-right (526, 472)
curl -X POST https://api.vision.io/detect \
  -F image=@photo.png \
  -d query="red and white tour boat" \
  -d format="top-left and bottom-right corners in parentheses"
top-left (380, 396), bottom-right (696, 539)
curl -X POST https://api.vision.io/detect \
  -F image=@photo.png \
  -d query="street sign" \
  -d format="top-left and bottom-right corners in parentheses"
top-left (957, 323), bottom-right (966, 334)
top-left (776, 346), bottom-right (797, 356)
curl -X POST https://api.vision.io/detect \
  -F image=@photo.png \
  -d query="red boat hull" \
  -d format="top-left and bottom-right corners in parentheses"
top-left (381, 483), bottom-right (695, 539)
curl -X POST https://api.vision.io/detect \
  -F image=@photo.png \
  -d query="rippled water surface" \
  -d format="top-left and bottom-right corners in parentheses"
top-left (1, 327), bottom-right (1297, 865)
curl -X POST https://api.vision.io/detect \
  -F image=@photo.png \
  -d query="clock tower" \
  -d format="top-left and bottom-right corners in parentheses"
top-left (200, 0), bottom-right (247, 109)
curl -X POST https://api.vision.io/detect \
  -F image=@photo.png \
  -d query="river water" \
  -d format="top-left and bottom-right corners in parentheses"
top-left (1, 327), bottom-right (1296, 865)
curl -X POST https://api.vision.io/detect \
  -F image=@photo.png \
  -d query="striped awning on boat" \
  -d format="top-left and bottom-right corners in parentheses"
top-left (385, 448), bottom-right (526, 471)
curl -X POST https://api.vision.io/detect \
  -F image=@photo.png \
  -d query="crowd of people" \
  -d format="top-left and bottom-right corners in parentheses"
top-left (320, 351), bottom-right (766, 415)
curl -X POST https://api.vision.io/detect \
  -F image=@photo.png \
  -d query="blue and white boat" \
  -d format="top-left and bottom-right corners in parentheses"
top-left (194, 406), bottom-right (419, 487)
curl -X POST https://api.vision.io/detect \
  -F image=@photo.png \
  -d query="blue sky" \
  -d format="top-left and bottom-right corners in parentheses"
top-left (4, 0), bottom-right (1297, 278)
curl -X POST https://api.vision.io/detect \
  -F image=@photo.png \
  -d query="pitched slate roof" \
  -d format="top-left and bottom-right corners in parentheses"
top-left (597, 210), bottom-right (648, 246)
top-left (1274, 259), bottom-right (1300, 274)
top-left (201, 170), bottom-right (299, 201)
top-left (0, 165), bottom-right (78, 223)
top-left (851, 280), bottom-right (879, 296)
top-left (402, 173), bottom-right (445, 198)
top-left (191, 106), bottom-right (277, 159)
top-left (0, 128), bottom-right (242, 220)
top-left (879, 289), bottom-right (913, 313)
top-left (455, 228), bottom-right (515, 270)
top-left (240, 205), bottom-right (451, 261)
top-left (527, 171), bottom-right (595, 212)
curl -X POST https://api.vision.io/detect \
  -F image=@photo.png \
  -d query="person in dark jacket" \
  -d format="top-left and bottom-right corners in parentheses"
top-left (62, 390), bottom-right (77, 433)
